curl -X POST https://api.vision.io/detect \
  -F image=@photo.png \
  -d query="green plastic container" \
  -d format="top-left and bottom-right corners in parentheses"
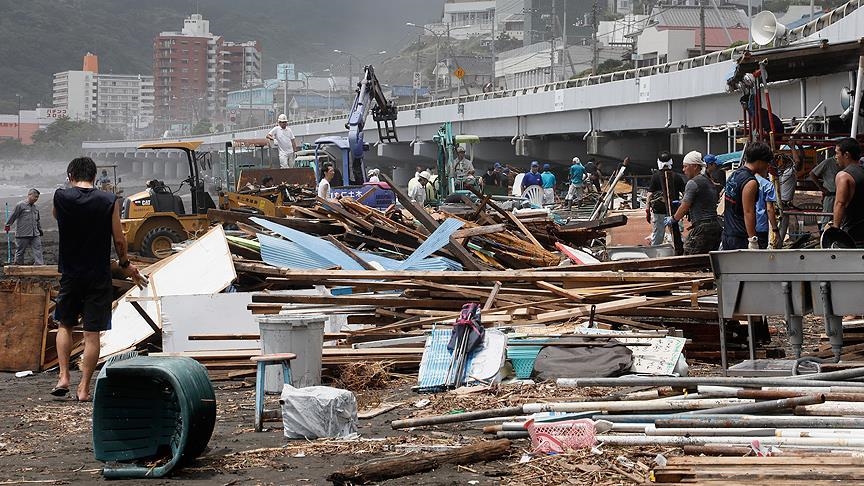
top-left (507, 345), bottom-right (545, 379)
top-left (92, 356), bottom-right (216, 478)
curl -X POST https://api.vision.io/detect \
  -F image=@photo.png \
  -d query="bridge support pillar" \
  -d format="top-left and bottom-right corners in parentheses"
top-left (132, 159), bottom-right (143, 177)
top-left (152, 159), bottom-right (166, 180)
top-left (142, 159), bottom-right (155, 179)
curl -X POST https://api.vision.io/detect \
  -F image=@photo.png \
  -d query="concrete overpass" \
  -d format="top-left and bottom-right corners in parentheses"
top-left (82, 1), bottom-right (862, 185)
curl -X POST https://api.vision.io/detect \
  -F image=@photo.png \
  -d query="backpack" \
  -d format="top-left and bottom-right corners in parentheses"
top-left (447, 303), bottom-right (485, 353)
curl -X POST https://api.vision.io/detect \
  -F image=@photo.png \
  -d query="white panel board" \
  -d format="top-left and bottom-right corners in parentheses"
top-left (99, 225), bottom-right (236, 359)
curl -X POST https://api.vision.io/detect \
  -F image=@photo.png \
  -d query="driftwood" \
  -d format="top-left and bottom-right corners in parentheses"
top-left (326, 439), bottom-right (511, 485)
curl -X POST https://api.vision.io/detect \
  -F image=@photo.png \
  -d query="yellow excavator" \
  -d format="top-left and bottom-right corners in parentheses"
top-left (121, 141), bottom-right (214, 258)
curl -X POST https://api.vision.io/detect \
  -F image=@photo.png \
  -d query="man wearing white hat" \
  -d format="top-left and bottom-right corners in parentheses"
top-left (409, 171), bottom-right (430, 206)
top-left (266, 114), bottom-right (298, 168)
top-left (367, 168), bottom-right (381, 183)
top-left (664, 151), bottom-right (721, 254)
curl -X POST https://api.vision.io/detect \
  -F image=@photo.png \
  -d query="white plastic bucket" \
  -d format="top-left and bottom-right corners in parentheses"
top-left (258, 314), bottom-right (326, 392)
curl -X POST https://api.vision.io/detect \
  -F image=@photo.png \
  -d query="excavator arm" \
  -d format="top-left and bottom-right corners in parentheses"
top-left (346, 65), bottom-right (398, 161)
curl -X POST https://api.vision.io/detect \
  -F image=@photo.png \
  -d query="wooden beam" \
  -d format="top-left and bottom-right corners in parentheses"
top-left (451, 224), bottom-right (507, 239)
top-left (483, 281), bottom-right (502, 311)
top-left (325, 235), bottom-right (377, 271)
top-left (535, 280), bottom-right (585, 302)
top-left (3, 265), bottom-right (60, 277)
top-left (379, 172), bottom-right (482, 271)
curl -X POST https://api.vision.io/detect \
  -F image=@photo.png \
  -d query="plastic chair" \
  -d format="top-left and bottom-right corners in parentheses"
top-left (251, 353), bottom-right (297, 432)
top-left (93, 356), bottom-right (216, 479)
top-left (522, 185), bottom-right (544, 207)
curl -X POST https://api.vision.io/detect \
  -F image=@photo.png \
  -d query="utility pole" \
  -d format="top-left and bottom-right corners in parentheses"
top-left (415, 34), bottom-right (421, 106)
top-left (16, 94), bottom-right (21, 142)
top-left (446, 23), bottom-right (453, 97)
top-left (491, 17), bottom-right (496, 88)
top-left (699, 0), bottom-right (706, 56)
top-left (551, 0), bottom-right (556, 82)
top-left (592, 0), bottom-right (599, 74)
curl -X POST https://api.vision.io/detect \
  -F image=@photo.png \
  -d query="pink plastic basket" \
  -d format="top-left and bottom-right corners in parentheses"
top-left (524, 418), bottom-right (596, 453)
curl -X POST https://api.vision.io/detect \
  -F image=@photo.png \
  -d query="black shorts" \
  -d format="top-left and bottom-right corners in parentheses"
top-left (54, 274), bottom-right (113, 332)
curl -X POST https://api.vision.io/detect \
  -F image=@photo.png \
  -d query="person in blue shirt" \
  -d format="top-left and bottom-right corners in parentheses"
top-left (565, 157), bottom-right (586, 209)
top-left (520, 161), bottom-right (544, 204)
top-left (540, 163), bottom-right (556, 204)
top-left (755, 169), bottom-right (779, 249)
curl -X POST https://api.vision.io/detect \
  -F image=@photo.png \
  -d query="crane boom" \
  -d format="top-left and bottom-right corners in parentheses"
top-left (346, 65), bottom-right (398, 162)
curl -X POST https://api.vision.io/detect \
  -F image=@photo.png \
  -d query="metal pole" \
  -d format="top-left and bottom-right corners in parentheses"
top-left (851, 55), bottom-right (864, 136)
top-left (16, 95), bottom-right (21, 142)
top-left (657, 415), bottom-right (864, 429)
top-left (558, 377), bottom-right (864, 388)
top-left (685, 394), bottom-right (825, 415)
top-left (5, 203), bottom-right (10, 263)
top-left (699, 0), bottom-right (706, 56)
top-left (748, 0), bottom-right (753, 46)
top-left (491, 18), bottom-right (496, 88)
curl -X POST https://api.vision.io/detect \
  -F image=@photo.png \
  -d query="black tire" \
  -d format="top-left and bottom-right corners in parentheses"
top-left (140, 227), bottom-right (184, 259)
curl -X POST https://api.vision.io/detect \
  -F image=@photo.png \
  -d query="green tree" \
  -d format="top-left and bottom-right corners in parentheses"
top-left (191, 119), bottom-right (212, 135)
top-left (30, 118), bottom-right (122, 157)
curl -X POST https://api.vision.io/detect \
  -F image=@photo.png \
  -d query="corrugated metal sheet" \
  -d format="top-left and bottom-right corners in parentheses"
top-left (252, 216), bottom-right (463, 271)
top-left (653, 6), bottom-right (749, 29)
top-left (397, 218), bottom-right (464, 270)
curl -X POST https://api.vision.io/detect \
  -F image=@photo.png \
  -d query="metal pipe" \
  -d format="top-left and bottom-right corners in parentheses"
top-left (596, 434), bottom-right (864, 447)
top-left (737, 389), bottom-right (864, 402)
top-left (522, 398), bottom-right (749, 415)
top-left (684, 444), bottom-right (861, 456)
top-left (664, 101), bottom-right (672, 128)
top-left (685, 394), bottom-right (825, 415)
top-left (656, 415), bottom-right (864, 429)
top-left (851, 55), bottom-right (864, 136)
top-left (558, 377), bottom-right (864, 388)
top-left (645, 425), bottom-right (775, 436)
top-left (796, 402), bottom-right (864, 416)
top-left (819, 281), bottom-right (843, 362)
top-left (582, 109), bottom-right (594, 140)
top-left (496, 431), bottom-right (529, 439)
top-left (390, 405), bottom-right (523, 429)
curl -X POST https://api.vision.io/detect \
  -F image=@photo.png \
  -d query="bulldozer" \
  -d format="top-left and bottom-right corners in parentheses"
top-left (120, 141), bottom-right (215, 258)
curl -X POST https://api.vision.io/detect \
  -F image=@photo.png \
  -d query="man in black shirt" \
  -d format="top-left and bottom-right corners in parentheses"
top-left (832, 137), bottom-right (864, 246)
top-left (647, 151), bottom-right (687, 246)
top-left (52, 157), bottom-right (142, 402)
top-left (722, 142), bottom-right (771, 250)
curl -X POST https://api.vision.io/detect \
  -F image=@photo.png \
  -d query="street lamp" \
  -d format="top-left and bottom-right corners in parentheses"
top-left (406, 22), bottom-right (441, 100)
top-left (334, 49), bottom-right (386, 90)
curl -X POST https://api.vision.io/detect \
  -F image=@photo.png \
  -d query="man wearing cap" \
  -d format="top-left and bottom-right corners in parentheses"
top-left (664, 151), bottom-right (721, 254)
top-left (647, 151), bottom-right (687, 246)
top-left (809, 155), bottom-right (839, 230)
top-left (266, 114), bottom-right (299, 168)
top-left (5, 188), bottom-right (44, 265)
top-left (831, 137), bottom-right (864, 246)
top-left (482, 165), bottom-right (501, 188)
top-left (565, 157), bottom-right (587, 209)
top-left (722, 142), bottom-right (771, 250)
top-left (448, 146), bottom-right (475, 190)
top-left (540, 163), bottom-right (557, 205)
top-left (704, 154), bottom-right (726, 199)
top-left (409, 171), bottom-right (430, 206)
top-left (521, 161), bottom-right (543, 194)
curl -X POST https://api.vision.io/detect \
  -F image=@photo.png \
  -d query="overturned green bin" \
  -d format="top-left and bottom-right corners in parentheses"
top-left (92, 356), bottom-right (216, 479)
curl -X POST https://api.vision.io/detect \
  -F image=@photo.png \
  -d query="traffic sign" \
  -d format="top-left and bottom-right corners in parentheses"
top-left (454, 67), bottom-right (465, 79)
top-left (412, 72), bottom-right (422, 89)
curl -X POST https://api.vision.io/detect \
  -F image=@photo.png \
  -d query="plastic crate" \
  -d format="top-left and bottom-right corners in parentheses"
top-left (525, 418), bottom-right (596, 453)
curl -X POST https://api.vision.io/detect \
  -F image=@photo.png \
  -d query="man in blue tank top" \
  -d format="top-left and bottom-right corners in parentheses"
top-left (832, 137), bottom-right (864, 246)
top-left (52, 157), bottom-right (143, 402)
top-left (722, 142), bottom-right (772, 250)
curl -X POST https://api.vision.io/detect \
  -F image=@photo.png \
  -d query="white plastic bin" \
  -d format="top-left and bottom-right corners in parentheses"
top-left (258, 314), bottom-right (326, 392)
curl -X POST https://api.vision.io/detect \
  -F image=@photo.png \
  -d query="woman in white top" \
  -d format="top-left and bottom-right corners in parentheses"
top-left (318, 164), bottom-right (335, 199)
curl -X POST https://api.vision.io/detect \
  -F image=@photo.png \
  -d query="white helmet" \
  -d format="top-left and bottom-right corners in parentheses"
top-left (419, 170), bottom-right (431, 180)
top-left (277, 113), bottom-right (288, 122)
top-left (572, 156), bottom-right (581, 164)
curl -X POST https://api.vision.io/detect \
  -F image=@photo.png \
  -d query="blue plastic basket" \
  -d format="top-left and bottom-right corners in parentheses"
top-left (507, 345), bottom-right (544, 379)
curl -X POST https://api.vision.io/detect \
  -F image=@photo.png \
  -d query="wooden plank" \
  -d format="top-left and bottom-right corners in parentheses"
top-left (451, 224), bottom-right (507, 239)
top-left (379, 172), bottom-right (482, 271)
top-left (231, 264), bottom-right (706, 284)
top-left (535, 280), bottom-right (585, 302)
top-left (3, 265), bottom-right (60, 277)
top-left (250, 294), bottom-right (466, 310)
top-left (0, 282), bottom-right (51, 371)
top-left (325, 235), bottom-right (377, 270)
top-left (483, 281), bottom-right (502, 311)
top-left (358, 402), bottom-right (404, 419)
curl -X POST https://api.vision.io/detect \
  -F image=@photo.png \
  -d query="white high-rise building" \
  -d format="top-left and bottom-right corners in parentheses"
top-left (53, 54), bottom-right (155, 137)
